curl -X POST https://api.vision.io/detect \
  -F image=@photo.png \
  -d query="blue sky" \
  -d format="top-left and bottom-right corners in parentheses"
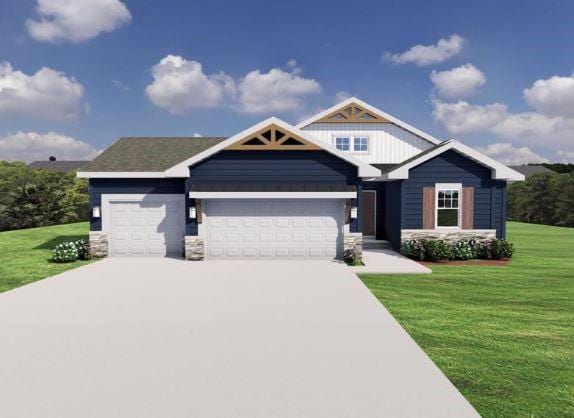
top-left (1, 0), bottom-right (574, 164)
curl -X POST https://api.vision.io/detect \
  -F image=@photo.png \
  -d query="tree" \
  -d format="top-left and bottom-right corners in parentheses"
top-left (552, 173), bottom-right (574, 227)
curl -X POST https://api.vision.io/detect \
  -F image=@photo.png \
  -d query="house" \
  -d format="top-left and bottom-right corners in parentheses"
top-left (78, 98), bottom-right (524, 260)
top-left (508, 165), bottom-right (556, 178)
top-left (28, 156), bottom-right (88, 173)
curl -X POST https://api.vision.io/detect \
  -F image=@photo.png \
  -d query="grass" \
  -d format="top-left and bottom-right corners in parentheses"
top-left (361, 222), bottom-right (574, 417)
top-left (0, 222), bottom-right (95, 293)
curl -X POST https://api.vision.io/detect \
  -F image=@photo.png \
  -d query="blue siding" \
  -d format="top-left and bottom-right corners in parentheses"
top-left (88, 178), bottom-right (185, 231)
top-left (188, 151), bottom-right (358, 185)
top-left (384, 181), bottom-right (403, 249)
top-left (401, 150), bottom-right (507, 237)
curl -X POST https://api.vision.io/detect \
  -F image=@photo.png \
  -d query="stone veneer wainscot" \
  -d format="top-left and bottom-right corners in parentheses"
top-left (89, 231), bottom-right (108, 257)
top-left (184, 236), bottom-right (205, 261)
top-left (401, 229), bottom-right (496, 243)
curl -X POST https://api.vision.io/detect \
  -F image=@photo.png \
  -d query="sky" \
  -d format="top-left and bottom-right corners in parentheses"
top-left (1, 0), bottom-right (574, 164)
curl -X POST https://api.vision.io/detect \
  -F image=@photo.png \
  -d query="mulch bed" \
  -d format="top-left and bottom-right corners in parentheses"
top-left (419, 258), bottom-right (510, 267)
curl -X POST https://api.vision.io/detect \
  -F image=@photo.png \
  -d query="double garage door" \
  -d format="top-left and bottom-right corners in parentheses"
top-left (204, 199), bottom-right (344, 259)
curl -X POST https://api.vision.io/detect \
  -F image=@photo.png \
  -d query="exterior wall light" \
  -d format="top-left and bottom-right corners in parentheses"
top-left (189, 207), bottom-right (197, 219)
top-left (92, 206), bottom-right (101, 218)
top-left (350, 207), bottom-right (358, 219)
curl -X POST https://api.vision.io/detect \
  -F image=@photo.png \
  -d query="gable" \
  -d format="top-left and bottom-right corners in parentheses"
top-left (226, 124), bottom-right (320, 151)
top-left (314, 102), bottom-right (390, 123)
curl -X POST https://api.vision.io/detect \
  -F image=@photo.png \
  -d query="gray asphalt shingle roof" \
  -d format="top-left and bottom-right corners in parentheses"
top-left (80, 137), bottom-right (227, 172)
top-left (28, 161), bottom-right (88, 172)
top-left (508, 165), bottom-right (556, 177)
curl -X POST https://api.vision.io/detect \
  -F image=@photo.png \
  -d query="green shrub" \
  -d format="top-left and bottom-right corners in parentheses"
top-left (344, 245), bottom-right (363, 266)
top-left (401, 239), bottom-right (426, 260)
top-left (451, 241), bottom-right (473, 260)
top-left (52, 242), bottom-right (79, 263)
top-left (73, 239), bottom-right (91, 260)
top-left (424, 239), bottom-right (452, 262)
top-left (491, 239), bottom-right (515, 259)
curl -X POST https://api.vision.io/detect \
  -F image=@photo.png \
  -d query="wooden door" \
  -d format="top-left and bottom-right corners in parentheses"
top-left (361, 191), bottom-right (375, 236)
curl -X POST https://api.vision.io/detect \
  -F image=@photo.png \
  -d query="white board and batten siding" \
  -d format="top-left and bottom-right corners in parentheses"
top-left (302, 123), bottom-right (434, 164)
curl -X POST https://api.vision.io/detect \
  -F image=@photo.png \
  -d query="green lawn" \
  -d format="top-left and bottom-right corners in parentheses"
top-left (361, 222), bottom-right (574, 417)
top-left (0, 222), bottom-right (94, 293)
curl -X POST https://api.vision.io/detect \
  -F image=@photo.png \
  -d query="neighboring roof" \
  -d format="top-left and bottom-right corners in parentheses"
top-left (296, 97), bottom-right (442, 146)
top-left (79, 137), bottom-right (227, 174)
top-left (165, 117), bottom-right (381, 178)
top-left (509, 165), bottom-right (556, 177)
top-left (28, 160), bottom-right (87, 172)
top-left (190, 184), bottom-right (356, 192)
top-left (376, 139), bottom-right (525, 181)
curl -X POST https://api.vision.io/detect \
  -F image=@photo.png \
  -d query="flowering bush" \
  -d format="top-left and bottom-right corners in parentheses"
top-left (73, 239), bottom-right (91, 260)
top-left (451, 241), bottom-right (473, 260)
top-left (52, 242), bottom-right (79, 263)
top-left (401, 239), bottom-right (426, 260)
top-left (424, 239), bottom-right (452, 262)
top-left (400, 238), bottom-right (515, 262)
top-left (490, 239), bottom-right (515, 259)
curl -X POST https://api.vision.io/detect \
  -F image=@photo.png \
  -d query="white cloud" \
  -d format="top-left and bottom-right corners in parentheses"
top-left (0, 132), bottom-right (100, 163)
top-left (523, 72), bottom-right (574, 117)
top-left (430, 63), bottom-right (486, 99)
top-left (557, 150), bottom-right (574, 163)
top-left (476, 142), bottom-right (548, 165)
top-left (146, 56), bottom-right (321, 115)
top-left (334, 91), bottom-right (352, 103)
top-left (286, 59), bottom-right (303, 75)
top-left (192, 133), bottom-right (202, 137)
top-left (112, 80), bottom-right (130, 91)
top-left (0, 62), bottom-right (85, 121)
top-left (237, 68), bottom-right (321, 114)
top-left (383, 34), bottom-right (465, 66)
top-left (432, 99), bottom-right (574, 150)
top-left (432, 99), bottom-right (508, 134)
top-left (26, 0), bottom-right (131, 43)
top-left (145, 55), bottom-right (236, 114)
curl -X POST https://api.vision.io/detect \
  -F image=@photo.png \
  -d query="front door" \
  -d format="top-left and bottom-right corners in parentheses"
top-left (361, 191), bottom-right (376, 236)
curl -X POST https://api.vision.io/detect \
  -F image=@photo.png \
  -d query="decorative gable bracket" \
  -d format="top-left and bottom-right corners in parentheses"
top-left (226, 124), bottom-right (320, 151)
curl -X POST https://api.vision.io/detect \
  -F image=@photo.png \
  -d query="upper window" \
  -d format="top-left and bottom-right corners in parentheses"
top-left (334, 136), bottom-right (369, 153)
top-left (353, 137), bottom-right (369, 152)
top-left (436, 184), bottom-right (461, 227)
top-left (335, 137), bottom-right (350, 151)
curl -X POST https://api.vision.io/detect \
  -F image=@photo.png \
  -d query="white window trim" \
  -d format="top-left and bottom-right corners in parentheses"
top-left (332, 134), bottom-right (370, 154)
top-left (435, 183), bottom-right (462, 230)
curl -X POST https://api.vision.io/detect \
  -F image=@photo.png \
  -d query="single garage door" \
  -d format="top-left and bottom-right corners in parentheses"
top-left (204, 199), bottom-right (343, 259)
top-left (106, 195), bottom-right (185, 257)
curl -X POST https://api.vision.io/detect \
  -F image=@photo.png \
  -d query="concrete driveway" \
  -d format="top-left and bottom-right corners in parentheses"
top-left (0, 258), bottom-right (477, 418)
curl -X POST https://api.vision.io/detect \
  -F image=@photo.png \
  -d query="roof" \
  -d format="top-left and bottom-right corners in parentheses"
top-left (508, 165), bottom-right (556, 177)
top-left (164, 117), bottom-right (381, 178)
top-left (190, 184), bottom-right (356, 192)
top-left (79, 137), bottom-right (227, 173)
top-left (28, 160), bottom-right (88, 172)
top-left (296, 97), bottom-right (442, 145)
top-left (376, 139), bottom-right (525, 181)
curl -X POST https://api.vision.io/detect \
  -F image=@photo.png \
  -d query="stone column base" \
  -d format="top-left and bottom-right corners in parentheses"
top-left (184, 236), bottom-right (204, 261)
top-left (401, 229), bottom-right (496, 244)
top-left (89, 231), bottom-right (108, 258)
top-left (343, 232), bottom-right (363, 261)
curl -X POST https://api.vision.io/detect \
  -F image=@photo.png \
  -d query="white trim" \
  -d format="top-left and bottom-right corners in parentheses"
top-left (188, 191), bottom-right (357, 199)
top-left (379, 140), bottom-right (526, 181)
top-left (435, 183), bottom-right (462, 229)
top-left (78, 172), bottom-right (170, 178)
top-left (296, 97), bottom-right (442, 145)
top-left (100, 194), bottom-right (185, 233)
top-left (362, 190), bottom-right (376, 237)
top-left (165, 117), bottom-right (380, 178)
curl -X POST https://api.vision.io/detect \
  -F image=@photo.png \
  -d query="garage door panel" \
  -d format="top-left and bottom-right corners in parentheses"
top-left (108, 196), bottom-right (184, 257)
top-left (204, 199), bottom-right (343, 260)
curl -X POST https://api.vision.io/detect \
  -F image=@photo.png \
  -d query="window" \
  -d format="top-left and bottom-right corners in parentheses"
top-left (436, 184), bottom-right (461, 227)
top-left (335, 137), bottom-right (350, 151)
top-left (353, 137), bottom-right (369, 152)
top-left (333, 136), bottom-right (369, 152)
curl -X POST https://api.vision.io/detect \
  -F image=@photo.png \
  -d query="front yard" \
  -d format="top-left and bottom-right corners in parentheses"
top-left (361, 222), bottom-right (574, 417)
top-left (0, 222), bottom-right (94, 293)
